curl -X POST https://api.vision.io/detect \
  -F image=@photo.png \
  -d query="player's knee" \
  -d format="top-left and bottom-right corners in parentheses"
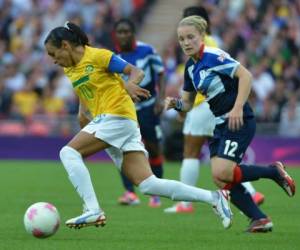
top-left (138, 175), bottom-right (158, 195)
top-left (59, 146), bottom-right (80, 162)
top-left (212, 167), bottom-right (233, 183)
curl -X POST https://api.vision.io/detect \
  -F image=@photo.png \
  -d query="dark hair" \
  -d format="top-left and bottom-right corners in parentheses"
top-left (183, 6), bottom-right (211, 34)
top-left (44, 21), bottom-right (89, 47)
top-left (114, 18), bottom-right (135, 33)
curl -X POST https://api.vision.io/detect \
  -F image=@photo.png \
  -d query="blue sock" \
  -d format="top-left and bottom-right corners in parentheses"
top-left (239, 164), bottom-right (279, 182)
top-left (120, 172), bottom-right (135, 193)
top-left (151, 164), bottom-right (163, 178)
top-left (230, 184), bottom-right (267, 220)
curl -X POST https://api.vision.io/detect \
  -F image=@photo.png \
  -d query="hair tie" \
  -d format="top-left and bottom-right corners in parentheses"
top-left (64, 21), bottom-right (71, 30)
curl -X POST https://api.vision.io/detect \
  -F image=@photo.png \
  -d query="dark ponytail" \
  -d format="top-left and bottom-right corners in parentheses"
top-left (44, 21), bottom-right (89, 48)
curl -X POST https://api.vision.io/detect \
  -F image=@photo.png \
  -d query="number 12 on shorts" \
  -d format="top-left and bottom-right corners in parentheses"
top-left (224, 140), bottom-right (238, 157)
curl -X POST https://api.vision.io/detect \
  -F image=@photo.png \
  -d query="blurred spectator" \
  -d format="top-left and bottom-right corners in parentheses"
top-left (0, 75), bottom-right (13, 118)
top-left (251, 60), bottom-right (275, 102)
top-left (2, 53), bottom-right (26, 92)
top-left (279, 94), bottom-right (300, 137)
top-left (42, 85), bottom-right (66, 116)
top-left (269, 78), bottom-right (288, 122)
top-left (256, 97), bottom-right (278, 123)
top-left (10, 80), bottom-right (39, 121)
top-left (162, 0), bottom-right (300, 137)
top-left (0, 0), bottom-right (299, 137)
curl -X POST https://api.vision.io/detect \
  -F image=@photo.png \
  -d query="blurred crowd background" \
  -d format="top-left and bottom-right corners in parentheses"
top-left (0, 0), bottom-right (300, 139)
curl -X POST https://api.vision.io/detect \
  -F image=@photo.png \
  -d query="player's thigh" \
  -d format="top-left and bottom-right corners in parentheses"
top-left (67, 131), bottom-right (109, 158)
top-left (122, 151), bottom-right (153, 185)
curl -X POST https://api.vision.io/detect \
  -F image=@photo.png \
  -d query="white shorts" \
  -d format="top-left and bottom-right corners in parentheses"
top-left (183, 101), bottom-right (216, 137)
top-left (82, 114), bottom-right (148, 170)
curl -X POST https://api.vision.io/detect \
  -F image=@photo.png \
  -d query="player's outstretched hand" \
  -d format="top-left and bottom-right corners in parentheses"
top-left (126, 83), bottom-right (151, 102)
top-left (164, 97), bottom-right (177, 111)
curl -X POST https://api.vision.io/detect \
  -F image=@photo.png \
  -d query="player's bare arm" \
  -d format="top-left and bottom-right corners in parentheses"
top-left (123, 63), bottom-right (150, 102)
top-left (154, 71), bottom-right (166, 115)
top-left (228, 64), bottom-right (252, 131)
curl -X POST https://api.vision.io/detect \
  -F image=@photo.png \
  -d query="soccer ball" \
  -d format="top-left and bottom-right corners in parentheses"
top-left (24, 202), bottom-right (60, 238)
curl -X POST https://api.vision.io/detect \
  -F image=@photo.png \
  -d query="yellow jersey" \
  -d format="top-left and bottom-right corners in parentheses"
top-left (194, 35), bottom-right (218, 106)
top-left (64, 46), bottom-right (137, 121)
top-left (13, 91), bottom-right (38, 117)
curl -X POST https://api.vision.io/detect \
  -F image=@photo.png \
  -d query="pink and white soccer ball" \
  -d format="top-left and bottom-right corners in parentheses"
top-left (24, 202), bottom-right (60, 238)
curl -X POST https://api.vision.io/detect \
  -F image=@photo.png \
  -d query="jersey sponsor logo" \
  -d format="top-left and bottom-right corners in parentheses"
top-left (217, 53), bottom-right (226, 62)
top-left (72, 75), bottom-right (89, 88)
top-left (199, 70), bottom-right (207, 80)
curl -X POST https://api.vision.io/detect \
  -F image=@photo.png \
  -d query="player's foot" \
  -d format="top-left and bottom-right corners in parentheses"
top-left (246, 218), bottom-right (273, 233)
top-left (252, 192), bottom-right (265, 205)
top-left (66, 211), bottom-right (106, 229)
top-left (212, 190), bottom-right (233, 229)
top-left (149, 196), bottom-right (161, 208)
top-left (271, 161), bottom-right (296, 197)
top-left (164, 202), bottom-right (194, 213)
top-left (118, 191), bottom-right (140, 205)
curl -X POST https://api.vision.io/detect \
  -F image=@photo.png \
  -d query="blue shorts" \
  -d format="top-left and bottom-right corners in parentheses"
top-left (137, 104), bottom-right (161, 143)
top-left (209, 117), bottom-right (256, 164)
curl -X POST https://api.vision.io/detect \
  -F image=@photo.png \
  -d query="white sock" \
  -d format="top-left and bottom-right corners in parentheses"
top-left (59, 146), bottom-right (101, 213)
top-left (138, 175), bottom-right (216, 205)
top-left (242, 182), bottom-right (256, 195)
top-left (180, 158), bottom-right (200, 206)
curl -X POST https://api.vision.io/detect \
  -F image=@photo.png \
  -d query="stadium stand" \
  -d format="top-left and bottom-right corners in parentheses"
top-left (0, 0), bottom-right (299, 139)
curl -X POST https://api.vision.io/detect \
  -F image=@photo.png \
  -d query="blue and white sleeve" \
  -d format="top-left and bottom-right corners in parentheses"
top-left (206, 49), bottom-right (240, 78)
top-left (108, 54), bottom-right (128, 73)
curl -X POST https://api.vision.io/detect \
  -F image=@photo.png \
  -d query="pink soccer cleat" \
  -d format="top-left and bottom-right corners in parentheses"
top-left (252, 192), bottom-right (265, 205)
top-left (118, 191), bottom-right (140, 206)
top-left (148, 196), bottom-right (161, 208)
top-left (272, 161), bottom-right (296, 197)
top-left (164, 202), bottom-right (194, 213)
top-left (246, 218), bottom-right (273, 233)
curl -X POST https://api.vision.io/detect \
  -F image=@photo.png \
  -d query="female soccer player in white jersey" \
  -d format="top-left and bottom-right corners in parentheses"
top-left (165, 16), bottom-right (295, 232)
top-left (44, 21), bottom-right (232, 229)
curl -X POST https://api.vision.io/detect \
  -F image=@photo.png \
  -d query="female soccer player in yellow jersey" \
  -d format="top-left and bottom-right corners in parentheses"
top-left (44, 21), bottom-right (232, 229)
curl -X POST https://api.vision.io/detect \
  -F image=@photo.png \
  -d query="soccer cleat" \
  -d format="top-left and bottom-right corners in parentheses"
top-left (212, 190), bottom-right (233, 229)
top-left (246, 218), bottom-right (273, 233)
top-left (118, 191), bottom-right (140, 206)
top-left (66, 211), bottom-right (106, 229)
top-left (252, 192), bottom-right (265, 205)
top-left (272, 161), bottom-right (296, 197)
top-left (148, 196), bottom-right (161, 208)
top-left (164, 202), bottom-right (194, 213)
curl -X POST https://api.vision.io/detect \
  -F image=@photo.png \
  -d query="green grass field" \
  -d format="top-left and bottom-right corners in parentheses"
top-left (0, 160), bottom-right (299, 250)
